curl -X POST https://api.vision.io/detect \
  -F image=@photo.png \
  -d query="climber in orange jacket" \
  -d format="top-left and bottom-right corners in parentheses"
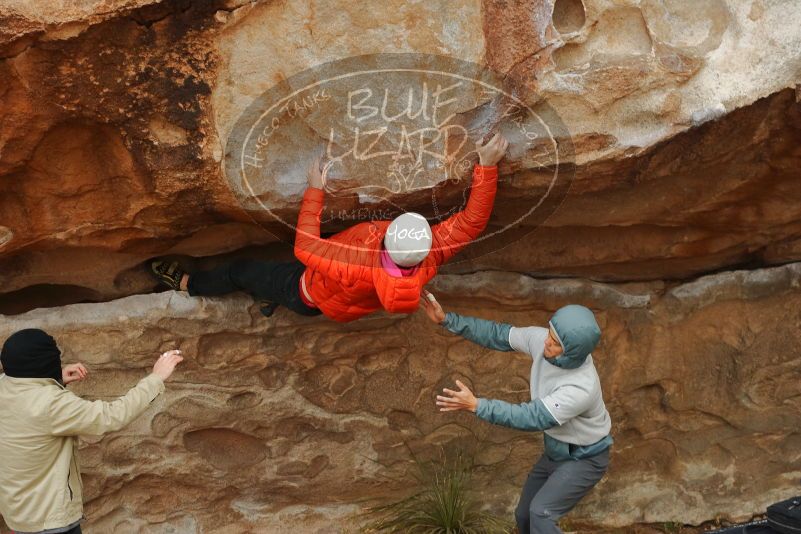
top-left (151, 133), bottom-right (508, 322)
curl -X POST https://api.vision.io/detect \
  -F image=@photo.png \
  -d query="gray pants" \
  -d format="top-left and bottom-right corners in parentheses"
top-left (515, 449), bottom-right (609, 534)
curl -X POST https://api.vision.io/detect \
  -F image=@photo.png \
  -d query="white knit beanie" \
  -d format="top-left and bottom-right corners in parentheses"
top-left (383, 212), bottom-right (433, 267)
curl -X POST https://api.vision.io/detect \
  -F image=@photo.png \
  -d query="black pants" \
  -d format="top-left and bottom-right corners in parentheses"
top-left (187, 259), bottom-right (322, 317)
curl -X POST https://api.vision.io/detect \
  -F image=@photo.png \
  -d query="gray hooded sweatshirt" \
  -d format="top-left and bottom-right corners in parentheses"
top-left (441, 304), bottom-right (612, 461)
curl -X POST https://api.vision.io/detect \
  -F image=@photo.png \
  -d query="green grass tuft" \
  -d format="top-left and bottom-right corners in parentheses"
top-left (359, 449), bottom-right (514, 534)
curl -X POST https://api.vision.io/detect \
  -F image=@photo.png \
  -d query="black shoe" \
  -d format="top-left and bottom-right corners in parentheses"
top-left (258, 300), bottom-right (279, 317)
top-left (151, 260), bottom-right (185, 291)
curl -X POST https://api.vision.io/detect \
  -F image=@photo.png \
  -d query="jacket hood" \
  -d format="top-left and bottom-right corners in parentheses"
top-left (548, 305), bottom-right (601, 369)
top-left (372, 263), bottom-right (423, 314)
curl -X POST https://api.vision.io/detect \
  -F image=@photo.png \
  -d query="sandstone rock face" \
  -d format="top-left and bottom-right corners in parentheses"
top-left (0, 0), bottom-right (800, 306)
top-left (1, 0), bottom-right (801, 531)
top-left (2, 264), bottom-right (801, 531)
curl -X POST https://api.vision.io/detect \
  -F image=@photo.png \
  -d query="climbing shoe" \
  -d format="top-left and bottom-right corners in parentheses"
top-left (150, 260), bottom-right (185, 291)
top-left (258, 300), bottom-right (279, 318)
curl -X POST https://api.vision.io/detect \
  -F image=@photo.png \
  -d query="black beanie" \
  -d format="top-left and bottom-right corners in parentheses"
top-left (0, 328), bottom-right (63, 384)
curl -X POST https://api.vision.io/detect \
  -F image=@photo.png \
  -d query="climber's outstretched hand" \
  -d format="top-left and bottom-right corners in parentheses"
top-left (62, 363), bottom-right (88, 385)
top-left (306, 153), bottom-right (326, 190)
top-left (436, 380), bottom-right (478, 413)
top-left (476, 132), bottom-right (509, 167)
top-left (153, 350), bottom-right (183, 381)
top-left (420, 290), bottom-right (446, 324)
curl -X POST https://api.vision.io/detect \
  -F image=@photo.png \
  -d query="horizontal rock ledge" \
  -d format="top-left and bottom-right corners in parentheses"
top-left (2, 263), bottom-right (801, 529)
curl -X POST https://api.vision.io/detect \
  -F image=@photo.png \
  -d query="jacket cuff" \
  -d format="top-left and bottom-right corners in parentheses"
top-left (143, 373), bottom-right (166, 397)
top-left (303, 186), bottom-right (325, 202)
top-left (475, 398), bottom-right (488, 418)
top-left (441, 311), bottom-right (457, 331)
top-left (476, 399), bottom-right (489, 421)
top-left (473, 165), bottom-right (498, 185)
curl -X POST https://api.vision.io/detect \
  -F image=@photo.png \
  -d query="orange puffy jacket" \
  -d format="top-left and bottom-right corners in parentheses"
top-left (294, 165), bottom-right (498, 322)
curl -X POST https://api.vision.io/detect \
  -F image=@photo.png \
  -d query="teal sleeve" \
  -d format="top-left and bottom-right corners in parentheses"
top-left (475, 398), bottom-right (559, 431)
top-left (441, 312), bottom-right (514, 352)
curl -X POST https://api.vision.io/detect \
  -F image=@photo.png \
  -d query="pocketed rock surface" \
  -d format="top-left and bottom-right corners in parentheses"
top-left (1, 0), bottom-right (801, 531)
top-left (2, 264), bottom-right (801, 531)
top-left (0, 0), bottom-right (800, 301)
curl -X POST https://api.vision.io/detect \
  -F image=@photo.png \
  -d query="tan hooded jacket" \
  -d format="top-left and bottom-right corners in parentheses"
top-left (0, 373), bottom-right (164, 532)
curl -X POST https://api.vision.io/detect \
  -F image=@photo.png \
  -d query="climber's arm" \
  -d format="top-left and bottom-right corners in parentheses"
top-left (429, 164), bottom-right (498, 264)
top-left (293, 158), bottom-right (351, 279)
top-left (440, 311), bottom-right (515, 352)
top-left (428, 134), bottom-right (507, 265)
